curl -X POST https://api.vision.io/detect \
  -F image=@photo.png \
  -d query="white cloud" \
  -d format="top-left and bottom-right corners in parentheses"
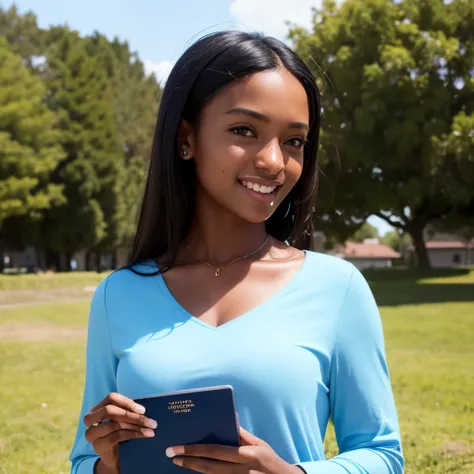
top-left (230, 0), bottom-right (321, 40)
top-left (144, 59), bottom-right (175, 85)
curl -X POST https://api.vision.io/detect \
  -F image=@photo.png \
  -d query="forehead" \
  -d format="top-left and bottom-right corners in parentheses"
top-left (204, 68), bottom-right (309, 124)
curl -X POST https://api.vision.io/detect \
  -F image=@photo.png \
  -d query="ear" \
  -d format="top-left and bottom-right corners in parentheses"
top-left (177, 119), bottom-right (197, 160)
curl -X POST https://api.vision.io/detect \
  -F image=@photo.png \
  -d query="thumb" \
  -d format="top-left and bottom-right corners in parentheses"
top-left (239, 426), bottom-right (266, 446)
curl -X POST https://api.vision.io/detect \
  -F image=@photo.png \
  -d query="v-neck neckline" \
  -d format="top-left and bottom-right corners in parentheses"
top-left (154, 250), bottom-right (309, 331)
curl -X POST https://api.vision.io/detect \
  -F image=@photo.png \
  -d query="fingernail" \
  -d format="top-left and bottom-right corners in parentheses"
top-left (173, 458), bottom-right (183, 466)
top-left (166, 447), bottom-right (176, 458)
top-left (145, 419), bottom-right (158, 429)
top-left (135, 404), bottom-right (146, 414)
top-left (143, 429), bottom-right (155, 438)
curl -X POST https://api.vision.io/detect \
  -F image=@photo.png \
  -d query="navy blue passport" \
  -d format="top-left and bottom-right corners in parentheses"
top-left (118, 385), bottom-right (240, 474)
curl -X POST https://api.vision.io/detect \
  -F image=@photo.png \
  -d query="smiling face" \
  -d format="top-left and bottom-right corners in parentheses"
top-left (182, 66), bottom-right (310, 224)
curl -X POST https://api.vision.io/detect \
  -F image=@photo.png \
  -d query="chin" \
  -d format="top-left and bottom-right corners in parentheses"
top-left (234, 208), bottom-right (277, 224)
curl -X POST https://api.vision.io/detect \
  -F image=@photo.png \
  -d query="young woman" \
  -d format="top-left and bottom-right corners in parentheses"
top-left (69, 31), bottom-right (404, 474)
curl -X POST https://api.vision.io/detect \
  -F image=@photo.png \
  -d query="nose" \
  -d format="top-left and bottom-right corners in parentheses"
top-left (254, 138), bottom-right (285, 176)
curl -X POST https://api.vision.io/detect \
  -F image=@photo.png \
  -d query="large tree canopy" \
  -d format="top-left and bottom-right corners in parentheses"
top-left (0, 5), bottom-right (162, 270)
top-left (0, 5), bottom-right (44, 67)
top-left (291, 0), bottom-right (474, 267)
top-left (84, 32), bottom-right (161, 248)
top-left (0, 37), bottom-right (64, 231)
top-left (37, 28), bottom-right (122, 261)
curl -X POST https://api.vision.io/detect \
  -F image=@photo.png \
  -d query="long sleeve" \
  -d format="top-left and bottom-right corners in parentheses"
top-left (297, 266), bottom-right (404, 474)
top-left (69, 277), bottom-right (118, 474)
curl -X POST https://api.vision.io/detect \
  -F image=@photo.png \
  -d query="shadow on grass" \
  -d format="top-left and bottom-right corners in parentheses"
top-left (362, 268), bottom-right (474, 306)
top-left (362, 267), bottom-right (471, 282)
top-left (369, 282), bottom-right (474, 306)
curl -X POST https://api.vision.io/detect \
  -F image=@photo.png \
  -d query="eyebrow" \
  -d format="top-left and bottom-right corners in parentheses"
top-left (225, 107), bottom-right (309, 130)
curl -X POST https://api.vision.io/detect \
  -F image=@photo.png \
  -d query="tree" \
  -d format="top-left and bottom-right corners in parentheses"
top-left (291, 0), bottom-right (474, 267)
top-left (0, 9), bottom-right (161, 270)
top-left (84, 33), bottom-right (161, 249)
top-left (381, 230), bottom-right (414, 265)
top-left (38, 28), bottom-right (123, 269)
top-left (350, 222), bottom-right (379, 242)
top-left (381, 229), bottom-right (412, 249)
top-left (0, 37), bottom-right (65, 267)
top-left (0, 5), bottom-right (45, 68)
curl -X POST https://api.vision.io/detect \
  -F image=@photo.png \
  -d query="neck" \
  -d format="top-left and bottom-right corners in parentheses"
top-left (185, 197), bottom-right (269, 267)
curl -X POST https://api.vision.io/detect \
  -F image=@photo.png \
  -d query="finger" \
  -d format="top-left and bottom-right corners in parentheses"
top-left (84, 404), bottom-right (157, 429)
top-left (94, 429), bottom-right (150, 452)
top-left (239, 427), bottom-right (264, 446)
top-left (167, 444), bottom-right (254, 464)
top-left (174, 456), bottom-right (231, 473)
top-left (85, 420), bottom-right (155, 443)
top-left (89, 392), bottom-right (146, 414)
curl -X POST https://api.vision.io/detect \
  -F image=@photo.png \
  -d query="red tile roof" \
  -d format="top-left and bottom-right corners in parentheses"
top-left (426, 241), bottom-right (472, 249)
top-left (337, 241), bottom-right (401, 259)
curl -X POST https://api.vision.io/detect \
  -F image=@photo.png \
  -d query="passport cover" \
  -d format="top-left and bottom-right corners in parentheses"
top-left (118, 385), bottom-right (240, 474)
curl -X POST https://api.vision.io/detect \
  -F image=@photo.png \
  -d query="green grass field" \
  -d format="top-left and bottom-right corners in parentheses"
top-left (0, 269), bottom-right (473, 473)
top-left (0, 271), bottom-right (109, 291)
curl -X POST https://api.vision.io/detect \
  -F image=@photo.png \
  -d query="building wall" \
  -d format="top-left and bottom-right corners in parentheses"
top-left (344, 257), bottom-right (394, 270)
top-left (428, 248), bottom-right (473, 268)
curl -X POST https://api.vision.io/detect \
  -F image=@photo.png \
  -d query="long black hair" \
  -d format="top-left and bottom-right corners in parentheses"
top-left (129, 30), bottom-right (321, 272)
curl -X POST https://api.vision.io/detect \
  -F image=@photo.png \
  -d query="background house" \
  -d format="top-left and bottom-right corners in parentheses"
top-left (332, 239), bottom-right (401, 270)
top-left (425, 241), bottom-right (474, 268)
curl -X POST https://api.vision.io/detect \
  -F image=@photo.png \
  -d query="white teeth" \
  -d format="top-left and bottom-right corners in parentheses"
top-left (241, 180), bottom-right (276, 194)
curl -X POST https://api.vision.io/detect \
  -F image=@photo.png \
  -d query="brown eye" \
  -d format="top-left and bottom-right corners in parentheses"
top-left (230, 126), bottom-right (256, 138)
top-left (286, 137), bottom-right (307, 149)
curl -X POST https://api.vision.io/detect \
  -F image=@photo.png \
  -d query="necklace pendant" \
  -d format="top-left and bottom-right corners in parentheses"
top-left (215, 268), bottom-right (221, 277)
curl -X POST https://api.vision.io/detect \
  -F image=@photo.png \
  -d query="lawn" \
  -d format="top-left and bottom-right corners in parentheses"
top-left (0, 271), bottom-right (109, 291)
top-left (0, 269), bottom-right (473, 473)
top-left (0, 271), bottom-right (109, 306)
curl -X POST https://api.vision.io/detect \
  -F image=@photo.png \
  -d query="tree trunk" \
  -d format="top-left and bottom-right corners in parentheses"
top-left (65, 252), bottom-right (73, 272)
top-left (95, 252), bottom-right (102, 273)
top-left (34, 248), bottom-right (43, 273)
top-left (44, 248), bottom-right (54, 270)
top-left (53, 251), bottom-right (61, 272)
top-left (0, 241), bottom-right (5, 273)
top-left (57, 253), bottom-right (66, 272)
top-left (85, 251), bottom-right (93, 271)
top-left (409, 225), bottom-right (431, 269)
top-left (45, 249), bottom-right (61, 271)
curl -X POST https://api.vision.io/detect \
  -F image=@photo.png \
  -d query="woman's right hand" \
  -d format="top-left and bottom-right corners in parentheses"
top-left (83, 392), bottom-right (157, 472)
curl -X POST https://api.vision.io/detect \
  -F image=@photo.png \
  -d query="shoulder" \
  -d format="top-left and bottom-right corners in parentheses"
top-left (302, 253), bottom-right (380, 331)
top-left (91, 260), bottom-right (160, 307)
top-left (303, 250), bottom-right (357, 283)
top-left (303, 251), bottom-right (373, 299)
top-left (287, 250), bottom-right (361, 305)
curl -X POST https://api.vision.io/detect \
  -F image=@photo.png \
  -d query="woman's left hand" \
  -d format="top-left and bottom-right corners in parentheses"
top-left (166, 426), bottom-right (303, 474)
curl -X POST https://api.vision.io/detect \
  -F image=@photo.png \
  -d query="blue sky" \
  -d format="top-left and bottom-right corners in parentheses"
top-left (3, 0), bottom-right (393, 235)
top-left (4, 0), bottom-right (319, 81)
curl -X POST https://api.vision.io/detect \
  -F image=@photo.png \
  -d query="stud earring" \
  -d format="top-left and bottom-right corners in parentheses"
top-left (182, 149), bottom-right (188, 157)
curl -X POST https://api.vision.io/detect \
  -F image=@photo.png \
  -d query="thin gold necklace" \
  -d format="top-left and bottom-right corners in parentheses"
top-left (186, 234), bottom-right (270, 277)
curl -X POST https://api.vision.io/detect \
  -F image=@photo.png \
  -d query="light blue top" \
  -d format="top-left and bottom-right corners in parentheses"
top-left (69, 251), bottom-right (404, 474)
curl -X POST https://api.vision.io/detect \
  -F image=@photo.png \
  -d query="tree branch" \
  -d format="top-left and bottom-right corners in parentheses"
top-left (373, 211), bottom-right (406, 230)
